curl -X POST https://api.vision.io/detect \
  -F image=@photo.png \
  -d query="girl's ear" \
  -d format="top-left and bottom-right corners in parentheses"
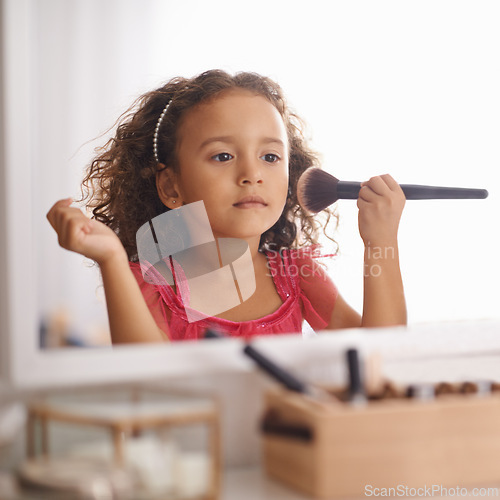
top-left (156, 165), bottom-right (183, 209)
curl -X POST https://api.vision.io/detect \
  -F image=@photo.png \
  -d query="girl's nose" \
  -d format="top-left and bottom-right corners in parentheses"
top-left (237, 157), bottom-right (263, 185)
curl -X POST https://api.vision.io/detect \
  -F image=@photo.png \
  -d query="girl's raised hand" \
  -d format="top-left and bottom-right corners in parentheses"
top-left (357, 174), bottom-right (406, 247)
top-left (47, 198), bottom-right (126, 265)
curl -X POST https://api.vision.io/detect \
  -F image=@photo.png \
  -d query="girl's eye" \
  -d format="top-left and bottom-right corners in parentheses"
top-left (212, 152), bottom-right (234, 162)
top-left (261, 153), bottom-right (280, 163)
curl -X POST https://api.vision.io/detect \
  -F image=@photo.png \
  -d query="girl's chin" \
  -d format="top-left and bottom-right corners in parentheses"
top-left (211, 219), bottom-right (279, 242)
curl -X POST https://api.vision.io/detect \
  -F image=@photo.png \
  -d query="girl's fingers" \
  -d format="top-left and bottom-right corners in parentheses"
top-left (358, 185), bottom-right (379, 203)
top-left (379, 174), bottom-right (401, 191)
top-left (358, 174), bottom-right (405, 202)
top-left (360, 176), bottom-right (391, 197)
top-left (47, 199), bottom-right (91, 250)
top-left (47, 198), bottom-right (123, 263)
top-left (46, 198), bottom-right (74, 229)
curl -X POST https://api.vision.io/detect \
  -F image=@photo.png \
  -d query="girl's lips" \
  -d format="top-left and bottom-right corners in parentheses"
top-left (233, 196), bottom-right (268, 208)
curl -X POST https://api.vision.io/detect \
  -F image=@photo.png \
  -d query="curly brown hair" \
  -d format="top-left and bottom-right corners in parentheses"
top-left (82, 70), bottom-right (337, 261)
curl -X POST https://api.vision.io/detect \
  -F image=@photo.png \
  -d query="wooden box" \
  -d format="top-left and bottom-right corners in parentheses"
top-left (261, 388), bottom-right (500, 498)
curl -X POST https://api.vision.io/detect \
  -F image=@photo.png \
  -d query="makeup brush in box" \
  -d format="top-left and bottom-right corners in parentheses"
top-left (297, 168), bottom-right (489, 213)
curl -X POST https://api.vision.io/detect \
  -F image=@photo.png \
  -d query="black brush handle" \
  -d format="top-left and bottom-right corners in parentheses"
top-left (336, 182), bottom-right (362, 199)
top-left (206, 330), bottom-right (309, 395)
top-left (346, 348), bottom-right (365, 400)
top-left (243, 344), bottom-right (309, 394)
top-left (337, 181), bottom-right (488, 200)
top-left (400, 184), bottom-right (488, 199)
top-left (205, 330), bottom-right (308, 394)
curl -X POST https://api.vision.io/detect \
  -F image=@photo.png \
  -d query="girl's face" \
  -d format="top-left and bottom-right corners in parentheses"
top-left (163, 89), bottom-right (289, 244)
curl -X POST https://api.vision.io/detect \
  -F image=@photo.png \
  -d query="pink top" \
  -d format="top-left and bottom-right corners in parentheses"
top-left (130, 247), bottom-right (338, 341)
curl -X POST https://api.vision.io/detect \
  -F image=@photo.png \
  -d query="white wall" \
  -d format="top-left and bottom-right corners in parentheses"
top-left (22, 0), bottom-right (500, 343)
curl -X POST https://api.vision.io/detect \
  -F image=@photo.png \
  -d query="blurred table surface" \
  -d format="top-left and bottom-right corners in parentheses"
top-left (2, 465), bottom-right (499, 500)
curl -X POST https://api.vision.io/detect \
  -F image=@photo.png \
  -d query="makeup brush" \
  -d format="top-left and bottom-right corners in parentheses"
top-left (204, 328), bottom-right (337, 403)
top-left (346, 348), bottom-right (367, 406)
top-left (242, 343), bottom-right (338, 403)
top-left (297, 168), bottom-right (489, 213)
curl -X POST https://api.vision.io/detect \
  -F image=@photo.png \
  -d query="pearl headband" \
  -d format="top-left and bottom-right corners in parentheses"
top-left (153, 100), bottom-right (171, 163)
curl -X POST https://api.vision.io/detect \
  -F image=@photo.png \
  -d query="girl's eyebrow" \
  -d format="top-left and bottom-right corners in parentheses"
top-left (198, 136), bottom-right (286, 150)
top-left (262, 138), bottom-right (286, 147)
top-left (199, 136), bottom-right (233, 150)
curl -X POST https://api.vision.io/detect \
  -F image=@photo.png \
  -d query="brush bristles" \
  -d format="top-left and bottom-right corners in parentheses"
top-left (296, 168), bottom-right (340, 213)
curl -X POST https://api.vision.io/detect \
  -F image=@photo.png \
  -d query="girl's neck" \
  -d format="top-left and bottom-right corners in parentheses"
top-left (213, 235), bottom-right (262, 262)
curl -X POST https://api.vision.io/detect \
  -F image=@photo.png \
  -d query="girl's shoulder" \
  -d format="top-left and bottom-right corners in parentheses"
top-left (266, 245), bottom-right (338, 330)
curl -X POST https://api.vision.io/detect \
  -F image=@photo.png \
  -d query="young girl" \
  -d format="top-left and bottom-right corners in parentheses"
top-left (47, 70), bottom-right (406, 344)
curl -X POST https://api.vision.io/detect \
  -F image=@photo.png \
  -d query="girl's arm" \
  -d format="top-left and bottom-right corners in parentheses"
top-left (323, 174), bottom-right (406, 329)
top-left (47, 199), bottom-right (166, 344)
top-left (99, 252), bottom-right (167, 343)
top-left (357, 174), bottom-right (407, 327)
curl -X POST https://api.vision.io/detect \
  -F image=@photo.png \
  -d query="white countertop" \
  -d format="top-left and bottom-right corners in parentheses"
top-left (223, 467), bottom-right (500, 500)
